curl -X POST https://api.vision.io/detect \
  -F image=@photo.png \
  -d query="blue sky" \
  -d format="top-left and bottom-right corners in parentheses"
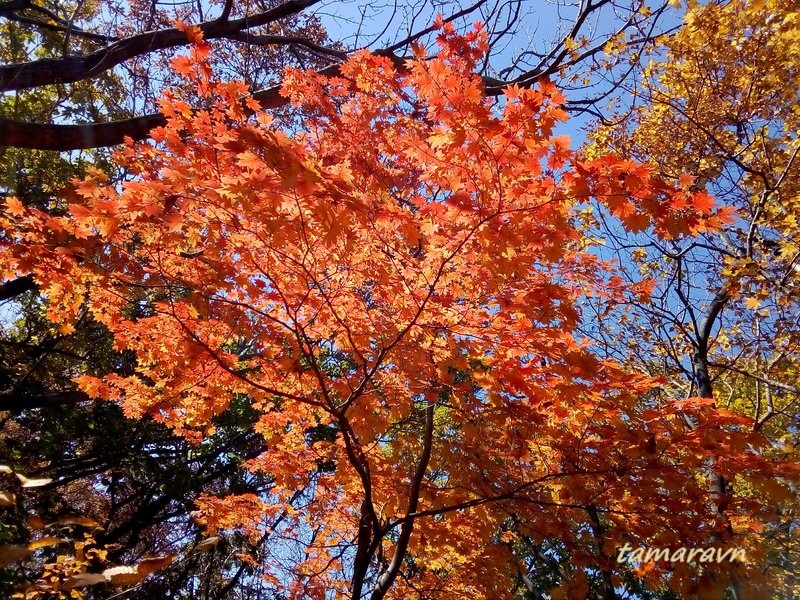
top-left (313, 0), bottom-right (685, 146)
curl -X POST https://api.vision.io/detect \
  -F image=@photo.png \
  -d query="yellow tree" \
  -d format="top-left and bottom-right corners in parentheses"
top-left (587, 0), bottom-right (800, 596)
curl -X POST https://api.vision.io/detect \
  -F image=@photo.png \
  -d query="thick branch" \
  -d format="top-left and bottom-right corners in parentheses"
top-left (0, 0), bottom-right (27, 15)
top-left (0, 274), bottom-right (37, 300)
top-left (0, 389), bottom-right (90, 412)
top-left (0, 55), bottom-right (364, 151)
top-left (0, 114), bottom-right (168, 151)
top-left (370, 402), bottom-right (435, 600)
top-left (221, 31), bottom-right (346, 59)
top-left (0, 0), bottom-right (322, 92)
top-left (698, 288), bottom-right (729, 354)
top-left (586, 504), bottom-right (618, 600)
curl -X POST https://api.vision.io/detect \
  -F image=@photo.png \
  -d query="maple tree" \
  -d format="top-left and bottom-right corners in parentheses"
top-left (1, 21), bottom-right (795, 599)
top-left (0, 3), bottom-right (330, 597)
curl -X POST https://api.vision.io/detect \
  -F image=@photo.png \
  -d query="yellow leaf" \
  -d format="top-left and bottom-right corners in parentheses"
top-left (192, 536), bottom-right (221, 553)
top-left (27, 537), bottom-right (64, 550)
top-left (744, 297), bottom-right (760, 310)
top-left (53, 516), bottom-right (101, 529)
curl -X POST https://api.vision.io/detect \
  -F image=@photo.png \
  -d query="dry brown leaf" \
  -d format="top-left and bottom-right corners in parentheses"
top-left (104, 555), bottom-right (175, 586)
top-left (63, 573), bottom-right (108, 589)
top-left (0, 544), bottom-right (33, 567)
top-left (25, 515), bottom-right (45, 530)
top-left (192, 536), bottom-right (221, 553)
top-left (0, 491), bottom-right (15, 507)
top-left (104, 565), bottom-right (139, 586)
top-left (138, 554), bottom-right (176, 576)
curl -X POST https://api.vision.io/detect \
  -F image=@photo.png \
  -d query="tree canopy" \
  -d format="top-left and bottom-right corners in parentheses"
top-left (1, 1), bottom-right (799, 599)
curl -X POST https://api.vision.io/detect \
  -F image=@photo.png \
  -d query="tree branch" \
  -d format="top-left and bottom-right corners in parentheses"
top-left (698, 287), bottom-right (729, 353)
top-left (0, 274), bottom-right (37, 301)
top-left (2, 11), bottom-right (117, 43)
top-left (0, 389), bottom-right (91, 412)
top-left (708, 361), bottom-right (800, 396)
top-left (0, 0), bottom-right (27, 16)
top-left (0, 56), bottom-right (360, 151)
top-left (0, 114), bottom-right (168, 151)
top-left (0, 0), bottom-right (322, 92)
top-left (370, 401), bottom-right (434, 600)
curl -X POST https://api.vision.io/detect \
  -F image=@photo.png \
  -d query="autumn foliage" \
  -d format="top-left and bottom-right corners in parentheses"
top-left (0, 21), bottom-right (794, 599)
